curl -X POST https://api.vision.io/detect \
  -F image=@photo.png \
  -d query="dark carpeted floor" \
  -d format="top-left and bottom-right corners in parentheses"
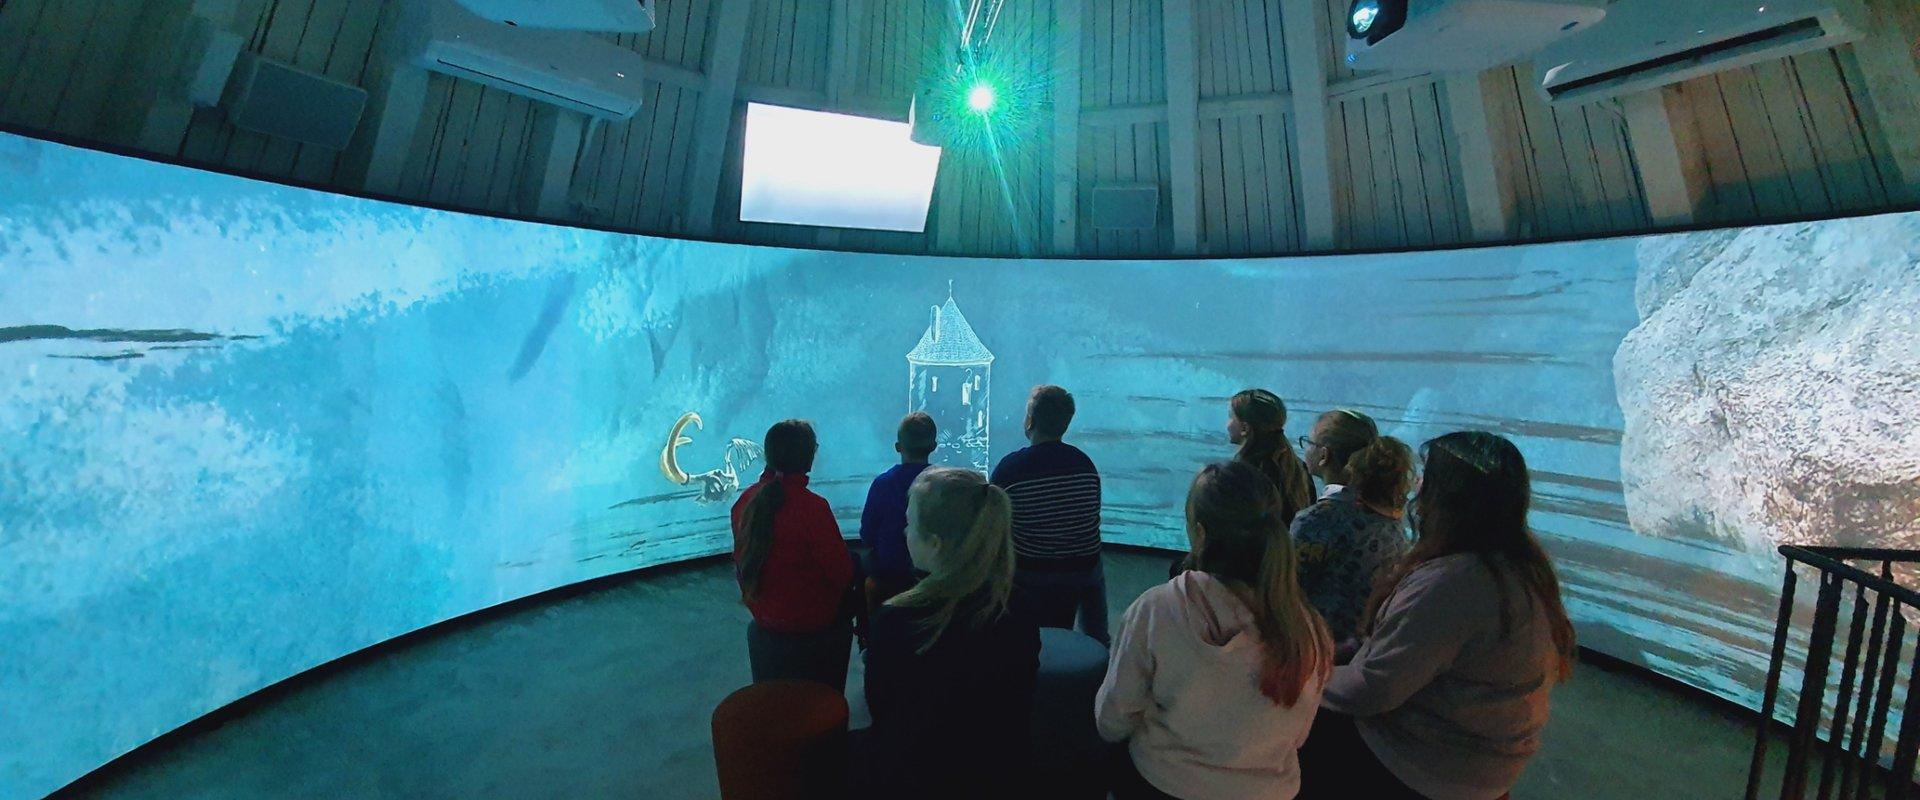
top-left (68, 549), bottom-right (1779, 799)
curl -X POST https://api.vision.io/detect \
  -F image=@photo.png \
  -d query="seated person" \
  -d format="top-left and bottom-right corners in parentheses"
top-left (858, 411), bottom-right (937, 605)
top-left (1298, 432), bottom-right (1578, 800)
top-left (1292, 409), bottom-right (1414, 643)
top-left (864, 467), bottom-right (1041, 799)
top-left (732, 419), bottom-right (857, 687)
top-left (1097, 460), bottom-right (1333, 800)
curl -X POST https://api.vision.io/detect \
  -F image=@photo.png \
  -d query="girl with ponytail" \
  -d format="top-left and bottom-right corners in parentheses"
top-left (730, 420), bottom-right (856, 686)
top-left (1098, 460), bottom-right (1333, 800)
top-left (1228, 389), bottom-right (1316, 524)
top-left (1291, 409), bottom-right (1415, 642)
top-left (863, 467), bottom-right (1042, 799)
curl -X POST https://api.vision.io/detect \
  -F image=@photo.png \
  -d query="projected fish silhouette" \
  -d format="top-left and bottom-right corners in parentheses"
top-left (659, 411), bottom-right (763, 505)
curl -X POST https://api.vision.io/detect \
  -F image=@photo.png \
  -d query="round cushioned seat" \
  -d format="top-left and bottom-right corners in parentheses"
top-left (1030, 627), bottom-right (1111, 799)
top-left (711, 680), bottom-right (850, 800)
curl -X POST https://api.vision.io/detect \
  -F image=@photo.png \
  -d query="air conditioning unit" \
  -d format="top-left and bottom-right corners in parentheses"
top-left (398, 0), bottom-right (649, 119)
top-left (1534, 0), bottom-right (1868, 106)
top-left (1342, 0), bottom-right (1607, 73)
top-left (451, 0), bottom-right (655, 33)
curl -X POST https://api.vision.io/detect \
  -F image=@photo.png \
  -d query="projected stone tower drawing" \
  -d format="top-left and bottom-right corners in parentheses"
top-left (907, 285), bottom-right (994, 473)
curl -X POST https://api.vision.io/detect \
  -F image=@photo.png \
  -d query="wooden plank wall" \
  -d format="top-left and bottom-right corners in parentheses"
top-left (1662, 47), bottom-right (1899, 225)
top-left (1484, 64), bottom-right (1650, 241)
top-left (741, 0), bottom-right (828, 93)
top-left (2, 0), bottom-right (1918, 258)
top-left (1195, 0), bottom-right (1299, 255)
top-left (1078, 0), bottom-right (1172, 256)
top-left (0, 0), bottom-right (160, 142)
top-left (1326, 78), bottom-right (1471, 249)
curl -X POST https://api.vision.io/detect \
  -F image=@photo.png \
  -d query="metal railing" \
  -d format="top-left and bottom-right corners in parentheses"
top-left (1748, 546), bottom-right (1920, 800)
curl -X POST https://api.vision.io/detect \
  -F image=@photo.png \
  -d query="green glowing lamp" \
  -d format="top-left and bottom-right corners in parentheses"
top-left (966, 81), bottom-right (997, 114)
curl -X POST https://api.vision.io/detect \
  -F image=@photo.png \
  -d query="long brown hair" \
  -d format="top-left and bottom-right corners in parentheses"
top-left (1187, 461), bottom-right (1334, 705)
top-left (1362, 431), bottom-right (1577, 681)
top-left (735, 419), bottom-right (818, 604)
top-left (887, 468), bottom-right (1016, 654)
top-left (1230, 389), bottom-right (1314, 523)
top-left (1313, 409), bottom-right (1414, 515)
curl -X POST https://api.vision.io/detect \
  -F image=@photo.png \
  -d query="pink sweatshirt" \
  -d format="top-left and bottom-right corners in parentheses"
top-left (1095, 572), bottom-right (1325, 800)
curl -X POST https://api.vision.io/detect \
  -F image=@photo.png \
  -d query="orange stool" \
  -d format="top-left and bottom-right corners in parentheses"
top-left (711, 680), bottom-right (850, 800)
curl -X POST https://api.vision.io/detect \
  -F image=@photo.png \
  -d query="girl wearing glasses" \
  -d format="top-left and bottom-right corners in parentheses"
top-left (1292, 409), bottom-right (1414, 643)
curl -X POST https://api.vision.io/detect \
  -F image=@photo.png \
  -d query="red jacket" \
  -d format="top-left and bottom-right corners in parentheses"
top-left (731, 474), bottom-right (854, 634)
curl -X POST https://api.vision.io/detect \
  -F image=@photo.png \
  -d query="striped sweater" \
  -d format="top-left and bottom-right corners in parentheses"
top-left (990, 441), bottom-right (1103, 571)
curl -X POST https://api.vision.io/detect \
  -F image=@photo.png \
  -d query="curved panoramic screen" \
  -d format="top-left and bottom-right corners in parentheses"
top-left (2, 130), bottom-right (1916, 797)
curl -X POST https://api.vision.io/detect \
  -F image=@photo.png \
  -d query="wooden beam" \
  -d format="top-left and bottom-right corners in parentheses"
top-left (682, 0), bottom-right (756, 236)
top-left (1079, 75), bottom-right (1436, 130)
top-left (825, 0), bottom-right (865, 104)
top-left (1051, 0), bottom-right (1082, 255)
top-left (334, 2), bottom-right (428, 196)
top-left (1280, 0), bottom-right (1335, 250)
top-left (647, 57), bottom-right (708, 93)
top-left (131, 0), bottom-right (238, 154)
top-left (1622, 88), bottom-right (1706, 227)
top-left (1328, 70), bottom-right (1436, 101)
top-left (1443, 70), bottom-right (1516, 240)
top-left (1200, 92), bottom-right (1290, 121)
top-left (1082, 102), bottom-right (1166, 127)
top-left (1162, 0), bottom-right (1201, 253)
top-left (519, 106), bottom-right (586, 218)
top-left (1851, 0), bottom-right (1920, 202)
top-left (738, 84), bottom-right (905, 120)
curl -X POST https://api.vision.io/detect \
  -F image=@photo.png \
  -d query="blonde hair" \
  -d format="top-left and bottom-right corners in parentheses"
top-left (886, 467), bottom-right (1016, 654)
top-left (1187, 461), bottom-right (1334, 705)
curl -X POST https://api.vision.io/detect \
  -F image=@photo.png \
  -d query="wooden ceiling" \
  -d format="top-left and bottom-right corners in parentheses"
top-left (1, 0), bottom-right (1917, 259)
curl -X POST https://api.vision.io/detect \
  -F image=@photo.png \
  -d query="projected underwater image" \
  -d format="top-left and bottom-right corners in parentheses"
top-left (2, 130), bottom-right (1917, 797)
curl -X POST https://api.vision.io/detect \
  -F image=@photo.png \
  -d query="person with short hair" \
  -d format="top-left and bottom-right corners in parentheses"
top-left (1292, 409), bottom-right (1415, 643)
top-left (1298, 432), bottom-right (1578, 800)
top-left (732, 420), bottom-right (857, 687)
top-left (1097, 460), bottom-right (1333, 800)
top-left (864, 467), bottom-right (1041, 799)
top-left (991, 385), bottom-right (1109, 645)
top-left (859, 411), bottom-right (938, 604)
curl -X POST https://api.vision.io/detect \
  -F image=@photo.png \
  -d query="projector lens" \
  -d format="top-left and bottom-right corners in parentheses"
top-left (1349, 1), bottom-right (1380, 37)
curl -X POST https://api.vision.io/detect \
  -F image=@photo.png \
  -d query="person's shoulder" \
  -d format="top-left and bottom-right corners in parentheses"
top-left (1400, 554), bottom-right (1502, 604)
top-left (1292, 495), bottom-right (1340, 523)
top-left (990, 446), bottom-right (1034, 482)
top-left (994, 446), bottom-right (1033, 468)
top-left (793, 483), bottom-right (835, 513)
top-left (1120, 578), bottom-right (1184, 623)
top-left (872, 463), bottom-right (911, 487)
top-left (1056, 441), bottom-right (1097, 470)
top-left (870, 602), bottom-right (927, 646)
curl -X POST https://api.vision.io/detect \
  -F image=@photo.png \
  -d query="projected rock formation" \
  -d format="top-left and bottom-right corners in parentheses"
top-left (907, 287), bottom-right (994, 473)
top-left (1615, 215), bottom-right (1920, 554)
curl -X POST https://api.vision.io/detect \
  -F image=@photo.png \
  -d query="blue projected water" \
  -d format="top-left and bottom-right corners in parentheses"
top-left (2, 131), bottom-right (1916, 797)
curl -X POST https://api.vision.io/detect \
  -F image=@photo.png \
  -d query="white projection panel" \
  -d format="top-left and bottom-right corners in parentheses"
top-left (739, 103), bottom-right (941, 232)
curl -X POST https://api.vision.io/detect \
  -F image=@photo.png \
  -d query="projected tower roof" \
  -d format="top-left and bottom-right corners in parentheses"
top-left (906, 294), bottom-right (994, 366)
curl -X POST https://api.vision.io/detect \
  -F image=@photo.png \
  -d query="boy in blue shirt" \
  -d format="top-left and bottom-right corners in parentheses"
top-left (859, 412), bottom-right (938, 603)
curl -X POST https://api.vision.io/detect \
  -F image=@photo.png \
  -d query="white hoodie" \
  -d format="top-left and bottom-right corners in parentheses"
top-left (1095, 572), bottom-right (1326, 800)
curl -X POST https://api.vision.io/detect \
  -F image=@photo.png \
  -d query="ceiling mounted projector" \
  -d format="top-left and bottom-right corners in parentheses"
top-left (450, 0), bottom-right (655, 32)
top-left (1344, 0), bottom-right (1606, 72)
